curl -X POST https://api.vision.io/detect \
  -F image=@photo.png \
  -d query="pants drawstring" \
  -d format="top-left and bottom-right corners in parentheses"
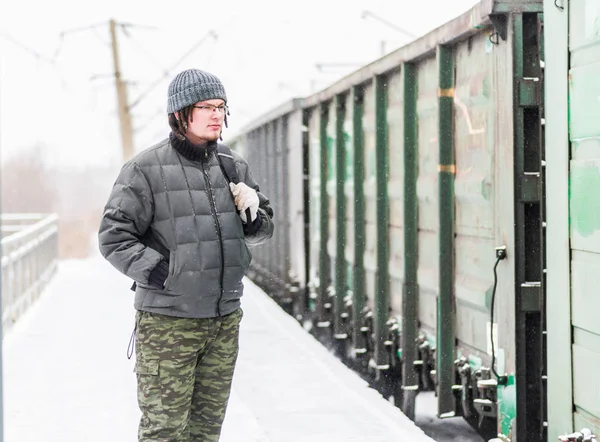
top-left (127, 322), bottom-right (137, 360)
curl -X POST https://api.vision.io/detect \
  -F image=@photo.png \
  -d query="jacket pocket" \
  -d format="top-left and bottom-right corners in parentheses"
top-left (241, 242), bottom-right (252, 271)
top-left (163, 250), bottom-right (177, 291)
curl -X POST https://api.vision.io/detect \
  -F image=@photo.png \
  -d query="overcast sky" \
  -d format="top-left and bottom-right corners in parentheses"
top-left (0, 0), bottom-right (478, 170)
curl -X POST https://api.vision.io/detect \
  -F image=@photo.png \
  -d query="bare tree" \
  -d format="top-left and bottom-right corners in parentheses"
top-left (1, 143), bottom-right (58, 214)
top-left (1, 144), bottom-right (120, 259)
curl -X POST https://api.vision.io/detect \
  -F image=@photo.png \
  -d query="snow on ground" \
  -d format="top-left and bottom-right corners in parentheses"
top-left (3, 254), bottom-right (436, 442)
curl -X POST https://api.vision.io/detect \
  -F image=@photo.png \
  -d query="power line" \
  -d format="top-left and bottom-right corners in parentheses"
top-left (133, 104), bottom-right (164, 133)
top-left (129, 14), bottom-right (238, 119)
top-left (91, 26), bottom-right (112, 48)
top-left (130, 30), bottom-right (221, 138)
top-left (0, 29), bottom-right (74, 91)
top-left (119, 21), bottom-right (159, 32)
top-left (121, 29), bottom-right (166, 72)
top-left (204, 36), bottom-right (217, 70)
top-left (128, 30), bottom-right (218, 110)
top-left (46, 20), bottom-right (160, 161)
top-left (47, 20), bottom-right (221, 158)
top-left (315, 62), bottom-right (366, 72)
top-left (0, 30), bottom-right (58, 65)
top-left (50, 22), bottom-right (107, 63)
top-left (360, 10), bottom-right (416, 39)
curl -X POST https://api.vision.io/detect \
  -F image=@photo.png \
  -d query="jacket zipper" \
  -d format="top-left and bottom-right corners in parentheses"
top-left (202, 150), bottom-right (225, 316)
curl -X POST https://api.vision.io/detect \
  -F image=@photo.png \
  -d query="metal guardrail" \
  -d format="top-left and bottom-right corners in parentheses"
top-left (1, 213), bottom-right (59, 331)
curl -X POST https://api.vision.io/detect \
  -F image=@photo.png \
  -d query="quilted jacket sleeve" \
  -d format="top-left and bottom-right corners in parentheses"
top-left (98, 161), bottom-right (164, 284)
top-left (240, 161), bottom-right (274, 247)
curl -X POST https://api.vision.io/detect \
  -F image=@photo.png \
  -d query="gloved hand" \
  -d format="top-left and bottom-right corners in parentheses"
top-left (229, 182), bottom-right (259, 223)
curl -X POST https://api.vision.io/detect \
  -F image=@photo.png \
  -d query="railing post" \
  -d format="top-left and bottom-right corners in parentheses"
top-left (0, 214), bottom-right (59, 331)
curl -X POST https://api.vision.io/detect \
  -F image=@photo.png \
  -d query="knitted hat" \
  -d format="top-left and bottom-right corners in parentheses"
top-left (167, 69), bottom-right (227, 114)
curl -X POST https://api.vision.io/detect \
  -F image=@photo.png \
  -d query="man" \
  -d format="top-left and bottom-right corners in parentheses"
top-left (98, 68), bottom-right (274, 441)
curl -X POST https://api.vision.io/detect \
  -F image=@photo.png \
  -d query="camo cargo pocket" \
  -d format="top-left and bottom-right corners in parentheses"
top-left (135, 357), bottom-right (162, 410)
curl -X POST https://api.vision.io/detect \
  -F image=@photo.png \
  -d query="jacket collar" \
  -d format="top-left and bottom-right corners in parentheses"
top-left (169, 132), bottom-right (217, 162)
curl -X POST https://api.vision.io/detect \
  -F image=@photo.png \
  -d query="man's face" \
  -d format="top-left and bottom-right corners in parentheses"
top-left (181, 99), bottom-right (226, 144)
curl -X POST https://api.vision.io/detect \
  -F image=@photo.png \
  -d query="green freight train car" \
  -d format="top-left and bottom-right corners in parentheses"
top-left (545, 0), bottom-right (600, 440)
top-left (230, 0), bottom-right (598, 440)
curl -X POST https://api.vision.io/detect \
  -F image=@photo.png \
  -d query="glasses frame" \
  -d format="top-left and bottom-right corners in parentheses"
top-left (192, 104), bottom-right (229, 114)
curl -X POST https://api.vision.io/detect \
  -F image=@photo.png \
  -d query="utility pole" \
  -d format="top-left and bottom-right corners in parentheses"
top-left (109, 19), bottom-right (135, 162)
top-left (58, 20), bottom-right (218, 161)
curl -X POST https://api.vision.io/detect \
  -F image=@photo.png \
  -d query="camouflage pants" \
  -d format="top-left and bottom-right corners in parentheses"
top-left (134, 308), bottom-right (242, 442)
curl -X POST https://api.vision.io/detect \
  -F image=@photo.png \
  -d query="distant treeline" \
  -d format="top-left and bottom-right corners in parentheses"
top-left (1, 144), bottom-right (120, 259)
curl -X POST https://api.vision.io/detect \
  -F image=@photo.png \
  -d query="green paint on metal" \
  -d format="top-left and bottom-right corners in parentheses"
top-left (484, 285), bottom-right (493, 311)
top-left (519, 81), bottom-right (540, 106)
top-left (327, 135), bottom-right (335, 181)
top-left (343, 116), bottom-right (354, 310)
top-left (346, 262), bottom-right (353, 292)
top-left (308, 110), bottom-right (322, 302)
top-left (485, 37), bottom-right (494, 54)
top-left (402, 62), bottom-right (420, 389)
top-left (481, 179), bottom-right (493, 201)
top-left (334, 95), bottom-right (347, 337)
top-left (512, 16), bottom-right (528, 441)
top-left (467, 355), bottom-right (483, 371)
top-left (393, 313), bottom-right (403, 329)
top-left (318, 104), bottom-right (331, 322)
top-left (512, 12), bottom-right (546, 442)
top-left (374, 75), bottom-right (390, 368)
top-left (453, 351), bottom-right (481, 372)
top-left (344, 131), bottom-right (354, 181)
top-left (352, 87), bottom-right (367, 352)
top-left (437, 44), bottom-right (456, 417)
top-left (483, 74), bottom-right (492, 99)
top-left (570, 164), bottom-right (600, 238)
top-left (539, 13), bottom-right (544, 63)
top-left (497, 374), bottom-right (517, 438)
top-left (418, 331), bottom-right (437, 349)
top-left (567, 0), bottom-right (600, 435)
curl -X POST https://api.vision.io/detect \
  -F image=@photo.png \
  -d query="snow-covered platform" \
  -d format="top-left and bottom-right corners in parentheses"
top-left (3, 255), bottom-right (435, 442)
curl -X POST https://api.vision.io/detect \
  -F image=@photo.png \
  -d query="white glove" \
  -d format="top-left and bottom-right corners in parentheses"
top-left (229, 182), bottom-right (259, 223)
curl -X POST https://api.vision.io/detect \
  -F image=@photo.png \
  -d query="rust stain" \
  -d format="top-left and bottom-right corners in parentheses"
top-left (438, 87), bottom-right (455, 97)
top-left (438, 164), bottom-right (456, 174)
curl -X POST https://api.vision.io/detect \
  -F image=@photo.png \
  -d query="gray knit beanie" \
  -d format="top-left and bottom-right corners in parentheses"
top-left (167, 69), bottom-right (227, 114)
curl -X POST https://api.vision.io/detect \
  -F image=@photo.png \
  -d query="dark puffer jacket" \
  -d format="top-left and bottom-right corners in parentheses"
top-left (98, 134), bottom-right (274, 318)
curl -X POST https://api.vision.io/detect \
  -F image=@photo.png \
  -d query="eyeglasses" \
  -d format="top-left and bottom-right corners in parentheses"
top-left (192, 104), bottom-right (228, 114)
